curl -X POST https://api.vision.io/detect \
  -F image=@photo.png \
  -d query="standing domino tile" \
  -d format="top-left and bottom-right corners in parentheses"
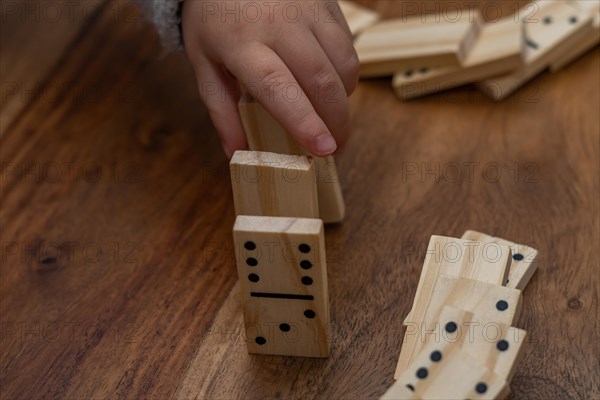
top-left (393, 14), bottom-right (524, 100)
top-left (461, 230), bottom-right (539, 291)
top-left (403, 235), bottom-right (512, 325)
top-left (233, 215), bottom-right (330, 357)
top-left (385, 338), bottom-right (510, 400)
top-left (230, 150), bottom-right (319, 219)
top-left (395, 275), bottom-right (523, 378)
top-left (478, 0), bottom-right (595, 101)
top-left (355, 11), bottom-right (483, 77)
top-left (238, 98), bottom-right (345, 224)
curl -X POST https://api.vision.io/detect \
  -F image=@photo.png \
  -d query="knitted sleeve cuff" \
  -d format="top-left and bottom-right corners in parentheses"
top-left (135, 0), bottom-right (185, 52)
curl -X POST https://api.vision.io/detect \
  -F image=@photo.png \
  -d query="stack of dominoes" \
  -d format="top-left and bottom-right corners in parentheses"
top-left (381, 231), bottom-right (539, 399)
top-left (347, 0), bottom-right (599, 100)
top-left (228, 97), bottom-right (345, 358)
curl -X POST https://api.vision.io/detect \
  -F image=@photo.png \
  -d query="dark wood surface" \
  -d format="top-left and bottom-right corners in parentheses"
top-left (1, 1), bottom-right (598, 399)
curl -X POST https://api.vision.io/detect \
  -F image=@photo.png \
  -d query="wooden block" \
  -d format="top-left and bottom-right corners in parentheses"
top-left (435, 306), bottom-right (527, 383)
top-left (380, 379), bottom-right (418, 400)
top-left (229, 151), bottom-right (319, 219)
top-left (393, 16), bottom-right (524, 100)
top-left (355, 11), bottom-right (483, 78)
top-left (461, 230), bottom-right (539, 291)
top-left (478, 0), bottom-right (595, 101)
top-left (238, 98), bottom-right (305, 155)
top-left (338, 0), bottom-right (380, 36)
top-left (233, 215), bottom-right (329, 357)
top-left (403, 235), bottom-right (512, 324)
top-left (386, 338), bottom-right (510, 400)
top-left (550, 1), bottom-right (600, 71)
top-left (395, 275), bottom-right (523, 378)
top-left (565, 0), bottom-right (600, 15)
top-left (238, 99), bottom-right (345, 223)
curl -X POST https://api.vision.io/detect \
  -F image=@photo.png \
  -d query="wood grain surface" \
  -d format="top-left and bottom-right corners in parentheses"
top-left (1, 1), bottom-right (598, 399)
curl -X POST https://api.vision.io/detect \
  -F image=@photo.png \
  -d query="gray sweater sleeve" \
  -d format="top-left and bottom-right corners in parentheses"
top-left (133, 0), bottom-right (184, 51)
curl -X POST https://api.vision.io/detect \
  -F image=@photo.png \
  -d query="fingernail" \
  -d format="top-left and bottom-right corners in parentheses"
top-left (314, 134), bottom-right (337, 155)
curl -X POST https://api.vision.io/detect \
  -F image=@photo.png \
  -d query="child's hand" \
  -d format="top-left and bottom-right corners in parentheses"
top-left (182, 0), bottom-right (358, 158)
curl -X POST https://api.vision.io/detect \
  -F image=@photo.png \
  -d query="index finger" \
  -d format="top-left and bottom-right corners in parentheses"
top-left (223, 42), bottom-right (338, 157)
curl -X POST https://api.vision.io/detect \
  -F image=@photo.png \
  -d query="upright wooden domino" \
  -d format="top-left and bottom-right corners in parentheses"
top-left (238, 98), bottom-right (345, 224)
top-left (478, 0), bottom-right (595, 101)
top-left (355, 11), bottom-right (483, 77)
top-left (461, 230), bottom-right (539, 291)
top-left (338, 0), bottom-right (380, 36)
top-left (233, 215), bottom-right (329, 357)
top-left (403, 235), bottom-right (512, 324)
top-left (395, 275), bottom-right (523, 378)
top-left (386, 338), bottom-right (510, 400)
top-left (393, 15), bottom-right (524, 100)
top-left (230, 150), bottom-right (319, 219)
top-left (550, 0), bottom-right (600, 71)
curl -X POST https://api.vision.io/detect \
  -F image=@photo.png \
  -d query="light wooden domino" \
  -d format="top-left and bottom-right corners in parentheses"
top-left (395, 275), bottom-right (523, 378)
top-left (550, 0), bottom-right (600, 71)
top-left (433, 306), bottom-right (527, 383)
top-left (380, 382), bottom-right (417, 400)
top-left (393, 15), bottom-right (524, 100)
top-left (233, 215), bottom-right (329, 357)
top-left (386, 332), bottom-right (510, 399)
top-left (403, 235), bottom-right (512, 324)
top-left (355, 11), bottom-right (483, 78)
top-left (338, 0), bottom-right (380, 36)
top-left (386, 306), bottom-right (525, 399)
top-left (478, 0), bottom-right (595, 101)
top-left (461, 230), bottom-right (539, 291)
top-left (238, 98), bottom-right (345, 224)
top-left (229, 151), bottom-right (319, 219)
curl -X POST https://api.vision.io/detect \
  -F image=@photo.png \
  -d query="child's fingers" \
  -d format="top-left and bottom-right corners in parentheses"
top-left (224, 43), bottom-right (337, 157)
top-left (274, 31), bottom-right (350, 150)
top-left (311, 18), bottom-right (360, 96)
top-left (192, 58), bottom-right (247, 158)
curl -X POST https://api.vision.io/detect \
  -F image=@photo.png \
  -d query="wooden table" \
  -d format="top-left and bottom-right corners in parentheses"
top-left (1, 1), bottom-right (598, 398)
